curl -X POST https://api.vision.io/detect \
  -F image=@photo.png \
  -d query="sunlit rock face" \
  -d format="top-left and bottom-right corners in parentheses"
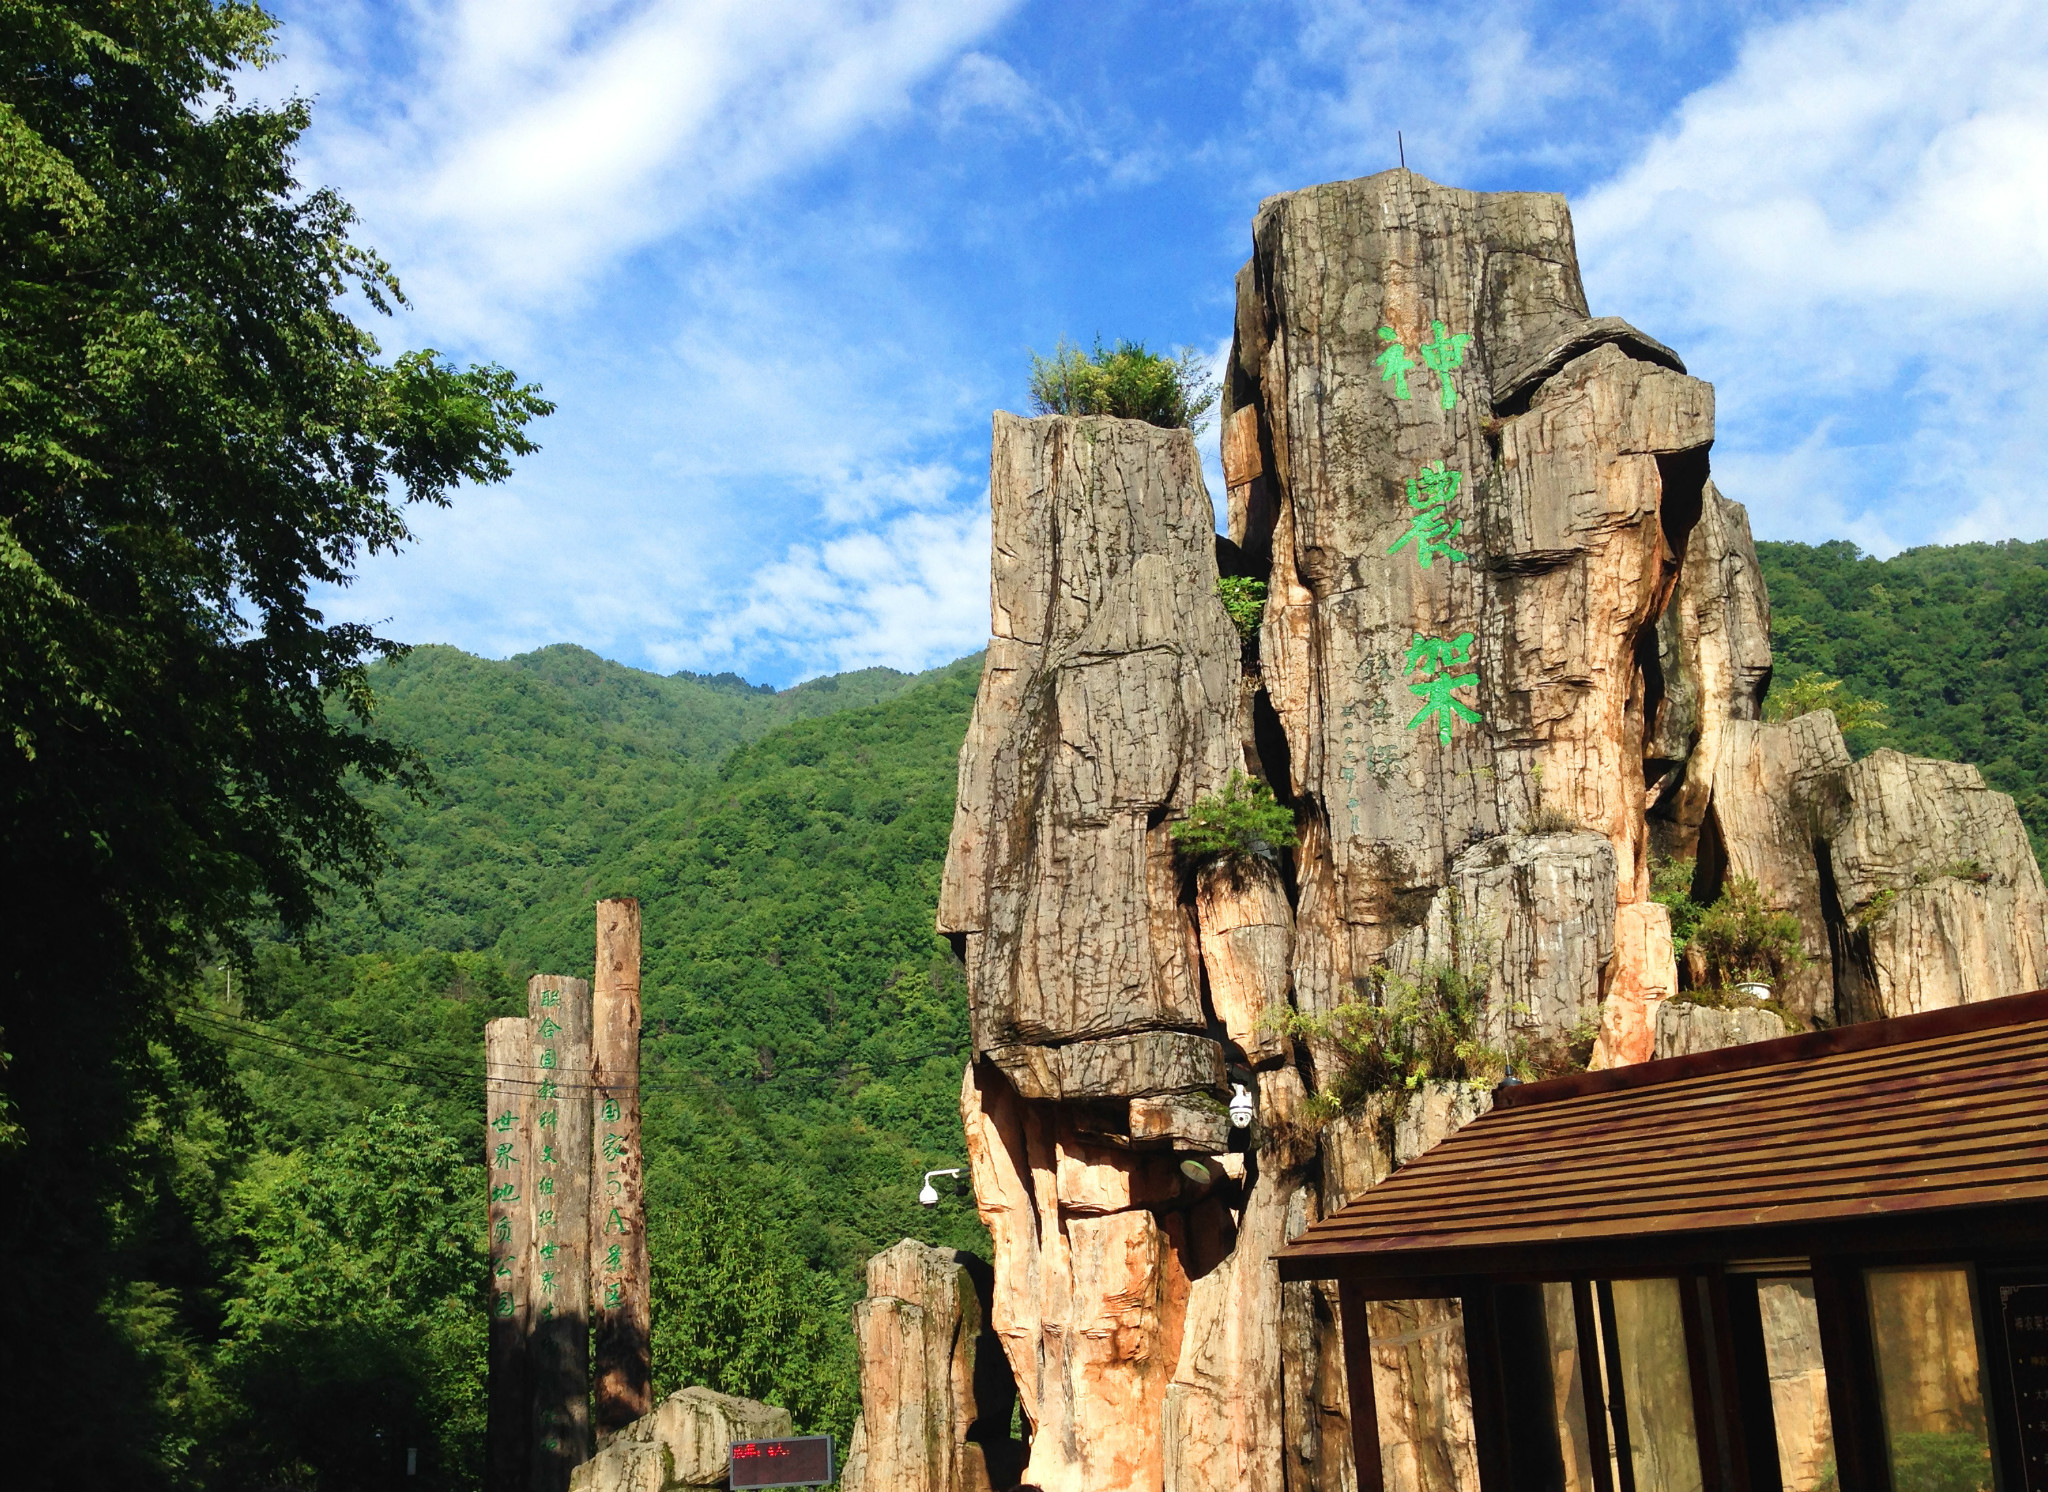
top-left (840, 1239), bottom-right (1020, 1492)
top-left (916, 169), bottom-right (2048, 1492)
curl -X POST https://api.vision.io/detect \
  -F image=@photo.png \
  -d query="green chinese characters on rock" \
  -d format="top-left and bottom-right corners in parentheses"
top-left (1376, 320), bottom-right (1474, 410)
top-left (1405, 631), bottom-right (1484, 745)
top-left (1375, 326), bottom-right (1417, 399)
top-left (1388, 460), bottom-right (1466, 568)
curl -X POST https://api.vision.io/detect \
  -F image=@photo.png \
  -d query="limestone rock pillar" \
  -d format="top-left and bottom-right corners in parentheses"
top-left (1647, 481), bottom-right (1773, 860)
top-left (1698, 712), bottom-right (1851, 1026)
top-left (933, 169), bottom-right (1824, 1492)
top-left (1228, 173), bottom-right (1704, 1060)
top-left (841, 1239), bottom-right (1016, 1492)
top-left (939, 410), bottom-right (1248, 1490)
top-left (1829, 750), bottom-right (2048, 1019)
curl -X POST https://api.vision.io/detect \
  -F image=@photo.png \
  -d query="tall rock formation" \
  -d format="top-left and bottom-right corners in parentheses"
top-left (929, 168), bottom-right (2048, 1491)
top-left (1223, 174), bottom-right (1702, 1071)
top-left (841, 1240), bottom-right (1019, 1492)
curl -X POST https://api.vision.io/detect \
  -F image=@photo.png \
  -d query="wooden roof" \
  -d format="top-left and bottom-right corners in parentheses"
top-left (1279, 991), bottom-right (2048, 1285)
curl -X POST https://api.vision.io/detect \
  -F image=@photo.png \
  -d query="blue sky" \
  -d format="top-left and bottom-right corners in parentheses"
top-left (263, 0), bottom-right (2048, 686)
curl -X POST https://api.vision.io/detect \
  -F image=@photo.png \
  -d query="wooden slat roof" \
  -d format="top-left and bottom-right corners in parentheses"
top-left (1279, 991), bottom-right (2048, 1282)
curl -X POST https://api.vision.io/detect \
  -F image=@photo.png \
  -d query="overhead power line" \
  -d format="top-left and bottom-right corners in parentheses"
top-left (176, 1006), bottom-right (970, 1101)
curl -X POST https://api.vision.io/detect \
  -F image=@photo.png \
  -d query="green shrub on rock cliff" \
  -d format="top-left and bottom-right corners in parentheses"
top-left (1763, 669), bottom-right (1889, 734)
top-left (1027, 337), bottom-right (1219, 430)
top-left (1217, 577), bottom-right (1268, 641)
top-left (1689, 877), bottom-right (1807, 990)
top-left (1172, 772), bottom-right (1296, 864)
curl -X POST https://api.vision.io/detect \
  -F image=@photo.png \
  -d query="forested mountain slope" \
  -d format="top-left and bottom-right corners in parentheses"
top-left (327, 644), bottom-right (933, 959)
top-left (1757, 538), bottom-right (2048, 853)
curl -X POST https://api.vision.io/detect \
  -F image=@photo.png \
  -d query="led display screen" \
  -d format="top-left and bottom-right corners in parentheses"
top-left (729, 1435), bottom-right (833, 1489)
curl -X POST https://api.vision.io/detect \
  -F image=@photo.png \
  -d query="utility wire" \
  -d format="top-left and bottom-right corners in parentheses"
top-left (177, 1007), bottom-right (970, 1100)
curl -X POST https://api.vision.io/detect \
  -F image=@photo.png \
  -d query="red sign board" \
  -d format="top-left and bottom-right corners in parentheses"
top-left (729, 1435), bottom-right (833, 1489)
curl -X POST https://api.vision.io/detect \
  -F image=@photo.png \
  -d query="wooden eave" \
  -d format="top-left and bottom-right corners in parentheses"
top-left (1278, 990), bottom-right (2048, 1287)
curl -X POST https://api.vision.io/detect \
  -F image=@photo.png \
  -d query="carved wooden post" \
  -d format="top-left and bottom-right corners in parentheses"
top-left (528, 975), bottom-right (593, 1487)
top-left (485, 1016), bottom-right (537, 1492)
top-left (591, 897), bottom-right (650, 1432)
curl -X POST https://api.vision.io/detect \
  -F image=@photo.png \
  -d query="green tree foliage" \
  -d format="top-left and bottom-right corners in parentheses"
top-left (1763, 669), bottom-right (1889, 733)
top-left (1172, 771), bottom-right (1297, 864)
top-left (1690, 877), bottom-right (1807, 990)
top-left (1886, 1430), bottom-right (1993, 1492)
top-left (1026, 336), bottom-right (1219, 430)
top-left (206, 1109), bottom-right (485, 1489)
top-left (649, 1183), bottom-right (858, 1442)
top-left (1649, 857), bottom-right (1707, 958)
top-left (1758, 538), bottom-right (2048, 856)
top-left (1217, 577), bottom-right (1267, 641)
top-left (1283, 959), bottom-right (1505, 1119)
top-left (0, 4), bottom-right (545, 1481)
top-left (618, 657), bottom-right (994, 1278)
top-left (140, 659), bottom-right (991, 1487)
top-left (221, 945), bottom-right (527, 1152)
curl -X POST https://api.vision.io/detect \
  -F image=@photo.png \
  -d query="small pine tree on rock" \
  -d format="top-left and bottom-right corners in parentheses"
top-left (1172, 772), bottom-right (1296, 865)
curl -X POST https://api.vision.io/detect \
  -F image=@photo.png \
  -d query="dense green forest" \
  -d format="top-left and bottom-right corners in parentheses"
top-left (1756, 538), bottom-right (2048, 856)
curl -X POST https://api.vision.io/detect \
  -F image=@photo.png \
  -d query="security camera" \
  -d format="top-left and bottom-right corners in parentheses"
top-left (1228, 1084), bottom-right (1255, 1130)
top-left (920, 1168), bottom-right (963, 1206)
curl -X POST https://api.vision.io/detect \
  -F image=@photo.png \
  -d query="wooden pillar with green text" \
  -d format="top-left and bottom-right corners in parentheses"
top-left (484, 1016), bottom-right (537, 1492)
top-left (527, 975), bottom-right (592, 1487)
top-left (590, 897), bottom-right (650, 1432)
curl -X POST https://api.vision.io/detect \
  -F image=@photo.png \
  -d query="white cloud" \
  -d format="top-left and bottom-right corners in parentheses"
top-left (675, 504), bottom-right (992, 678)
top-left (1576, 0), bottom-right (2048, 549)
top-left (1239, 0), bottom-right (1657, 189)
top-left (278, 0), bottom-right (1019, 341)
top-left (276, 0), bottom-right (1020, 680)
top-left (939, 52), bottom-right (1045, 130)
